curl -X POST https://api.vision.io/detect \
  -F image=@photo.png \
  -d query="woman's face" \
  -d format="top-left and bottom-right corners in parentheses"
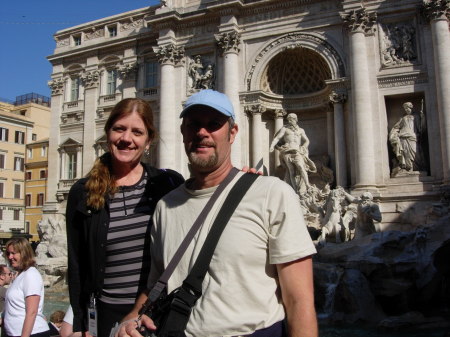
top-left (107, 110), bottom-right (151, 169)
top-left (6, 245), bottom-right (21, 270)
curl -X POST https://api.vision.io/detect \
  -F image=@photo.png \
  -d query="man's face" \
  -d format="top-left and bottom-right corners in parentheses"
top-left (181, 107), bottom-right (237, 173)
top-left (1, 267), bottom-right (12, 285)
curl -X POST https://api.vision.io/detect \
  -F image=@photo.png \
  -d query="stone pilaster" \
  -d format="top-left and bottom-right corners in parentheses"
top-left (45, 78), bottom-right (65, 207)
top-left (246, 105), bottom-right (265, 170)
top-left (81, 70), bottom-right (99, 176)
top-left (342, 7), bottom-right (377, 189)
top-left (153, 43), bottom-right (185, 169)
top-left (422, 0), bottom-right (450, 183)
top-left (330, 90), bottom-right (348, 187)
top-left (216, 28), bottom-right (242, 167)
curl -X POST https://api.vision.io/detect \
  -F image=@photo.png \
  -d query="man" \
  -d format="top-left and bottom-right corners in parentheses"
top-left (0, 264), bottom-right (12, 335)
top-left (0, 264), bottom-right (12, 313)
top-left (119, 90), bottom-right (317, 337)
top-left (269, 113), bottom-right (317, 195)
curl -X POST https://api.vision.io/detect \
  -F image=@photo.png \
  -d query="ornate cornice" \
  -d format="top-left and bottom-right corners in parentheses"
top-left (421, 0), bottom-right (450, 22)
top-left (153, 44), bottom-right (185, 65)
top-left (216, 31), bottom-right (241, 55)
top-left (48, 78), bottom-right (65, 96)
top-left (377, 72), bottom-right (428, 88)
top-left (80, 70), bottom-right (100, 88)
top-left (341, 7), bottom-right (377, 35)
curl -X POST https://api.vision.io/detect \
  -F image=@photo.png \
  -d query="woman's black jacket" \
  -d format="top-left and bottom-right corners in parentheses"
top-left (65, 164), bottom-right (184, 332)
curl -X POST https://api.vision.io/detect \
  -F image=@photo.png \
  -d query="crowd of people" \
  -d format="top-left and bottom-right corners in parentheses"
top-left (1, 89), bottom-right (318, 337)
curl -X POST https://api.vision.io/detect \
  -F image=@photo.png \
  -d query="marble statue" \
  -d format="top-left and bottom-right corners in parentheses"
top-left (389, 101), bottom-right (427, 175)
top-left (342, 190), bottom-right (382, 239)
top-left (188, 55), bottom-right (215, 90)
top-left (270, 113), bottom-right (317, 195)
top-left (319, 187), bottom-right (347, 244)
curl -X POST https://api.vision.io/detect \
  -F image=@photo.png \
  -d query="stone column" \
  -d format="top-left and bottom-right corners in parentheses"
top-left (44, 77), bottom-right (65, 208)
top-left (342, 7), bottom-right (377, 188)
top-left (80, 70), bottom-right (100, 176)
top-left (246, 105), bottom-right (265, 170)
top-left (422, 0), bottom-right (450, 183)
top-left (272, 109), bottom-right (286, 168)
top-left (153, 43), bottom-right (184, 169)
top-left (330, 90), bottom-right (348, 187)
top-left (217, 28), bottom-right (242, 167)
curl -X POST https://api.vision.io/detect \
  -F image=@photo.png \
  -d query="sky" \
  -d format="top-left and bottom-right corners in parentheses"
top-left (0, 0), bottom-right (160, 102)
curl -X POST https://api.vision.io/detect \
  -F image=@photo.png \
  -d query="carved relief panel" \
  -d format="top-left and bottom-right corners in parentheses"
top-left (379, 20), bottom-right (419, 68)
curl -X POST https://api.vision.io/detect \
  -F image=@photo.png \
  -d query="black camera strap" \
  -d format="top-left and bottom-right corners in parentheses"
top-left (157, 171), bottom-right (258, 336)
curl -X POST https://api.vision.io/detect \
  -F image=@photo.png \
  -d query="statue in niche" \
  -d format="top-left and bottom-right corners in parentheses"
top-left (188, 55), bottom-right (215, 91)
top-left (341, 190), bottom-right (382, 239)
top-left (380, 22), bottom-right (417, 67)
top-left (389, 101), bottom-right (427, 176)
top-left (270, 113), bottom-right (317, 195)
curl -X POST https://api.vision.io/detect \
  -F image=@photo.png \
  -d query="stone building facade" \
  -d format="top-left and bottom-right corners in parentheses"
top-left (45, 0), bottom-right (450, 231)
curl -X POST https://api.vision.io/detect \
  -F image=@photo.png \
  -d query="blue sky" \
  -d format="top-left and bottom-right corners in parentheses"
top-left (0, 0), bottom-right (159, 102)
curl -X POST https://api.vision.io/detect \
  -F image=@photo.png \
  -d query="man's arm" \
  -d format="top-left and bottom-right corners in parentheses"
top-left (277, 256), bottom-right (318, 337)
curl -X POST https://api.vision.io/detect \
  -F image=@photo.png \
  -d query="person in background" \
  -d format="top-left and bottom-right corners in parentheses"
top-left (48, 310), bottom-right (65, 336)
top-left (60, 306), bottom-right (92, 337)
top-left (3, 238), bottom-right (50, 337)
top-left (66, 98), bottom-right (184, 337)
top-left (0, 264), bottom-right (13, 336)
top-left (119, 89), bottom-right (317, 337)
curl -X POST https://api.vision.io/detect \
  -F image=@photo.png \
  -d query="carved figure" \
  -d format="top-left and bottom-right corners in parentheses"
top-left (342, 191), bottom-right (382, 239)
top-left (199, 64), bottom-right (214, 89)
top-left (189, 55), bottom-right (204, 89)
top-left (389, 101), bottom-right (427, 174)
top-left (319, 187), bottom-right (347, 244)
top-left (270, 113), bottom-right (317, 195)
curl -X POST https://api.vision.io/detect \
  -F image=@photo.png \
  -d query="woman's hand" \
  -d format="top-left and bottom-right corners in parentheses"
top-left (241, 166), bottom-right (263, 175)
top-left (115, 315), bottom-right (156, 337)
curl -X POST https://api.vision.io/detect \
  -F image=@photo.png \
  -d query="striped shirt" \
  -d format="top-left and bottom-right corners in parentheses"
top-left (100, 172), bottom-right (151, 304)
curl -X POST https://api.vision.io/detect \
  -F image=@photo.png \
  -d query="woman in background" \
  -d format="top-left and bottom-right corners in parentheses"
top-left (3, 238), bottom-right (50, 337)
top-left (66, 98), bottom-right (184, 337)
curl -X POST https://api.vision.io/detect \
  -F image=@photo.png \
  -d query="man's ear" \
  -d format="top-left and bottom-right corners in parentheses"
top-left (229, 123), bottom-right (238, 144)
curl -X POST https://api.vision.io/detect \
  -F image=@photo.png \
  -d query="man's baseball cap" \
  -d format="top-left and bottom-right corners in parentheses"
top-left (179, 89), bottom-right (235, 120)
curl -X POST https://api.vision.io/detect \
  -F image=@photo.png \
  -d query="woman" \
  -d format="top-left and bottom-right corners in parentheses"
top-left (3, 238), bottom-right (50, 337)
top-left (66, 98), bottom-right (184, 337)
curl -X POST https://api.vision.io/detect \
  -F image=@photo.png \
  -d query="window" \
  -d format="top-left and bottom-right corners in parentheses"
top-left (32, 133), bottom-right (37, 141)
top-left (0, 182), bottom-right (3, 197)
top-left (27, 148), bottom-right (33, 159)
top-left (0, 127), bottom-right (8, 141)
top-left (37, 193), bottom-right (44, 206)
top-left (0, 209), bottom-right (2, 220)
top-left (68, 152), bottom-right (77, 179)
top-left (0, 153), bottom-right (4, 169)
top-left (13, 209), bottom-right (20, 221)
top-left (14, 184), bottom-right (20, 199)
top-left (14, 157), bottom-right (24, 171)
top-left (145, 62), bottom-right (158, 88)
top-left (25, 194), bottom-right (31, 206)
top-left (108, 25), bottom-right (117, 37)
top-left (106, 70), bottom-right (117, 95)
top-left (40, 170), bottom-right (46, 179)
top-left (70, 77), bottom-right (80, 101)
top-left (26, 171), bottom-right (32, 180)
top-left (73, 35), bottom-right (81, 46)
top-left (41, 145), bottom-right (47, 157)
top-left (15, 131), bottom-right (25, 144)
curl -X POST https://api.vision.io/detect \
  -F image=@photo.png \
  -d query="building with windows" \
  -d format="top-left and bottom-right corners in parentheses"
top-left (45, 0), bottom-right (449, 231)
top-left (25, 139), bottom-right (49, 242)
top-left (0, 94), bottom-right (50, 244)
